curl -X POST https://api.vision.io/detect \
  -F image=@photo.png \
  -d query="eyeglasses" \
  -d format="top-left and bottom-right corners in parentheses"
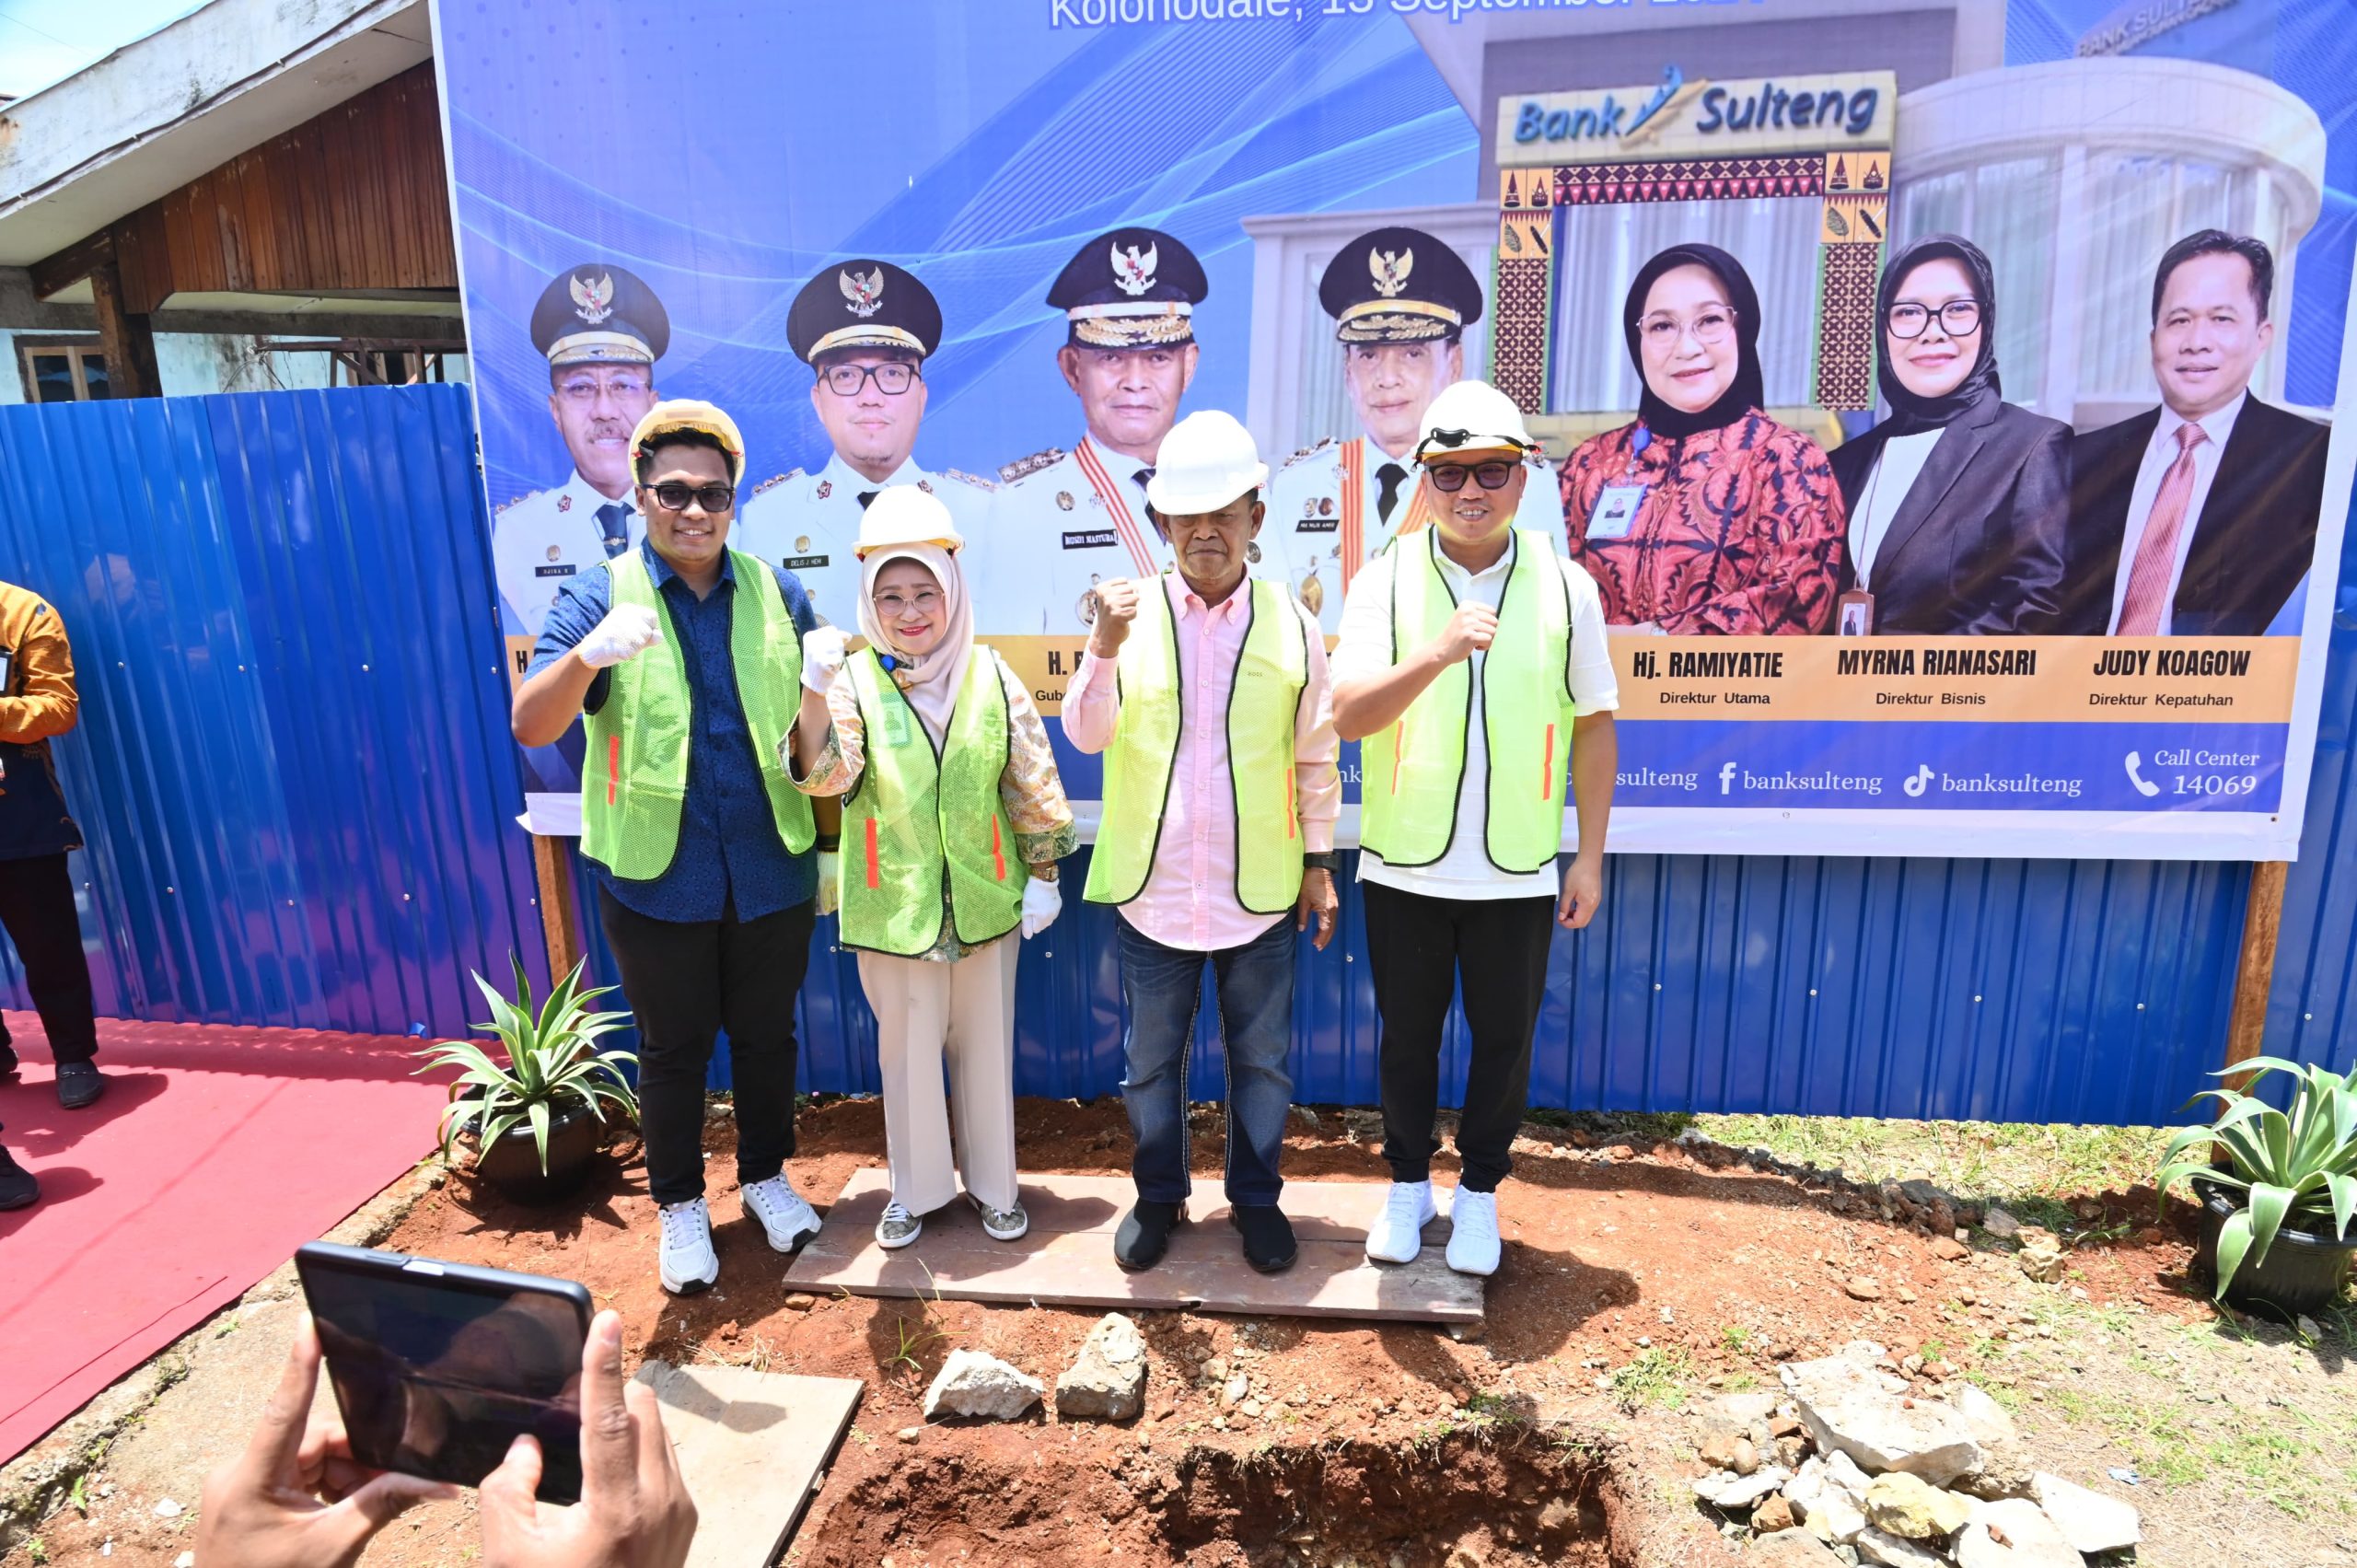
top-left (820, 361), bottom-right (920, 397)
top-left (644, 482), bottom-right (737, 514)
top-left (1426, 461), bottom-right (1517, 493)
top-left (1635, 307), bottom-right (1737, 348)
top-left (1887, 299), bottom-right (1982, 339)
top-left (871, 588), bottom-right (944, 617)
top-left (554, 372), bottom-right (650, 402)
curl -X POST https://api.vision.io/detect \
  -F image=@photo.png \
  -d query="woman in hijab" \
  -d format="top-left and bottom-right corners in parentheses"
top-left (1559, 243), bottom-right (1844, 634)
top-left (1828, 233), bottom-right (2069, 633)
top-left (789, 485), bottom-right (1075, 1252)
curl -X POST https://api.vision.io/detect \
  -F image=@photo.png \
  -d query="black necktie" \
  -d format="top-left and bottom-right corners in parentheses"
top-left (857, 490), bottom-right (878, 511)
top-left (1375, 462), bottom-right (1408, 528)
top-left (595, 503), bottom-right (632, 558)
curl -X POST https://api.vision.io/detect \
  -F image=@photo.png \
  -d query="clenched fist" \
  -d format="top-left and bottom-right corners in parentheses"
top-left (1432, 601), bottom-right (1497, 666)
top-left (575, 604), bottom-right (664, 670)
top-left (1086, 578), bottom-right (1144, 658)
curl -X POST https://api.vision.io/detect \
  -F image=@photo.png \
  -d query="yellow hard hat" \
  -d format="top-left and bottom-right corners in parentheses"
top-left (628, 399), bottom-right (747, 486)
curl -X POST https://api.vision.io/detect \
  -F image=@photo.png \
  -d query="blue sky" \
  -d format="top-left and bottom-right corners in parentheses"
top-left (0, 0), bottom-right (200, 99)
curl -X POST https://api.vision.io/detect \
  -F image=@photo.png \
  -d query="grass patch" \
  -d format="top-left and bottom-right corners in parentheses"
top-left (1693, 1114), bottom-right (2166, 1204)
top-left (1611, 1346), bottom-right (1697, 1411)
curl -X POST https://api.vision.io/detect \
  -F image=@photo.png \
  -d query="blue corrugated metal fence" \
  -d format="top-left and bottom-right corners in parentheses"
top-left (0, 386), bottom-right (2347, 1125)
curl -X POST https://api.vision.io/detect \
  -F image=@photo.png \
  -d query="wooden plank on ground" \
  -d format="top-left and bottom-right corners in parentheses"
top-left (632, 1362), bottom-right (863, 1568)
top-left (784, 1168), bottom-right (1483, 1324)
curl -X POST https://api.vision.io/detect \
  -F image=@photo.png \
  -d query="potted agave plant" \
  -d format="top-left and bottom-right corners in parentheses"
top-left (2155, 1055), bottom-right (2357, 1318)
top-left (416, 958), bottom-right (639, 1205)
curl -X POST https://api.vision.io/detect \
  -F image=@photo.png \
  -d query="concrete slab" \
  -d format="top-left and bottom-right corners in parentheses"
top-left (631, 1363), bottom-right (863, 1568)
top-left (785, 1169), bottom-right (1484, 1324)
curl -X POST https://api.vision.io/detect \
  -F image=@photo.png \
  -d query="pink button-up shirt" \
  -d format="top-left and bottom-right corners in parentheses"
top-left (1064, 575), bottom-right (1340, 952)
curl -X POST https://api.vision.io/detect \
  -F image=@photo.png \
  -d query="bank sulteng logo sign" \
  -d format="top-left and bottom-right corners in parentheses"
top-left (1497, 65), bottom-right (1895, 168)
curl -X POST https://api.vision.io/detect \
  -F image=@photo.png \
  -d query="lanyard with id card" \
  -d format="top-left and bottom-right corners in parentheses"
top-left (1585, 424), bottom-right (1653, 541)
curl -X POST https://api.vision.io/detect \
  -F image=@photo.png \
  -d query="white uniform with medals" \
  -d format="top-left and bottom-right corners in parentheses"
top-left (492, 470), bottom-right (644, 637)
top-left (737, 455), bottom-right (995, 626)
top-left (1265, 436), bottom-right (1566, 633)
top-left (977, 439), bottom-right (1178, 637)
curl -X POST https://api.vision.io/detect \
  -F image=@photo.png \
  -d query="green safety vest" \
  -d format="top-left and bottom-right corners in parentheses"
top-left (581, 549), bottom-right (813, 882)
top-left (838, 646), bottom-right (1025, 956)
top-left (1360, 528), bottom-right (1577, 875)
top-left (1084, 577), bottom-right (1310, 913)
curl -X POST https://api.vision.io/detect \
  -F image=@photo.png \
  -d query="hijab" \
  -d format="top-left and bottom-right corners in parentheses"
top-left (855, 542), bottom-right (974, 746)
top-left (1875, 233), bottom-right (2003, 436)
top-left (1623, 243), bottom-right (1766, 442)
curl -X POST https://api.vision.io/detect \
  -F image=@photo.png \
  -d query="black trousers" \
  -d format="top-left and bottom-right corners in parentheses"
top-left (1363, 879), bottom-right (1555, 1193)
top-left (597, 889), bottom-right (813, 1207)
top-left (0, 853), bottom-right (98, 1066)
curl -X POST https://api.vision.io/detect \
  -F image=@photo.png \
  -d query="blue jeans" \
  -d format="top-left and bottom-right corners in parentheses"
top-left (1116, 914), bottom-right (1296, 1207)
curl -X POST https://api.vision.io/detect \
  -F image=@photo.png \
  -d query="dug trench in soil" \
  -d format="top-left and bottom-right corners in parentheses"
top-left (795, 1428), bottom-right (1631, 1568)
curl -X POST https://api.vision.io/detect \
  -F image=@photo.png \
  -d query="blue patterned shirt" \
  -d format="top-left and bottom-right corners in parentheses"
top-left (528, 540), bottom-right (819, 923)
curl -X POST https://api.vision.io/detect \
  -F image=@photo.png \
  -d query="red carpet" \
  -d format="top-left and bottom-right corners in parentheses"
top-left (0, 1012), bottom-right (452, 1463)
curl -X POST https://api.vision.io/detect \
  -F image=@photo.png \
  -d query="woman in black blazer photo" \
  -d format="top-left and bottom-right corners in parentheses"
top-left (1829, 234), bottom-right (2070, 634)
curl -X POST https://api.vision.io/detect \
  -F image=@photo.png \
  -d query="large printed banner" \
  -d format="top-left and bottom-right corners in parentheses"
top-left (434, 0), bottom-right (2357, 860)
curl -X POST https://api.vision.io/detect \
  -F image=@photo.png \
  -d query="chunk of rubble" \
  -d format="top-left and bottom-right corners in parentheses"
top-left (1782, 1346), bottom-right (1982, 1485)
top-left (1864, 1470), bottom-right (1973, 1539)
top-left (923, 1349), bottom-right (1041, 1421)
top-left (1784, 1451), bottom-right (1871, 1544)
top-left (1691, 1464), bottom-right (1790, 1510)
top-left (1954, 1497), bottom-right (2081, 1567)
top-left (2031, 1471), bottom-right (2142, 1555)
top-left (1055, 1313), bottom-right (1147, 1421)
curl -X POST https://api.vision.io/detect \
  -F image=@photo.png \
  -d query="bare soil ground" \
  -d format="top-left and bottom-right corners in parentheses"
top-left (6, 1100), bottom-right (2351, 1567)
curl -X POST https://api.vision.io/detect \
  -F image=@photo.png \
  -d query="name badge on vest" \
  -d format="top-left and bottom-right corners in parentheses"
top-left (878, 695), bottom-right (915, 749)
top-left (1585, 484), bottom-right (1646, 540)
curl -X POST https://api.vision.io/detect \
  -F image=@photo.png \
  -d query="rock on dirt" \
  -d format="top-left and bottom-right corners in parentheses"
top-left (1691, 1464), bottom-right (1790, 1510)
top-left (1784, 1451), bottom-right (1872, 1543)
top-left (1752, 1493), bottom-right (1796, 1534)
top-left (1855, 1525), bottom-right (1946, 1566)
top-left (1750, 1530), bottom-right (1845, 1565)
top-left (2014, 1226), bottom-right (2067, 1283)
top-left (1844, 1276), bottom-right (1884, 1301)
top-left (1054, 1313), bottom-right (1147, 1422)
top-left (1952, 1385), bottom-right (2018, 1447)
top-left (1982, 1205), bottom-right (2021, 1238)
top-left (1953, 1497), bottom-right (2082, 1567)
top-left (1930, 1236), bottom-right (1970, 1261)
top-left (1864, 1470), bottom-right (1972, 1538)
top-left (2031, 1470), bottom-right (2142, 1554)
top-left (1782, 1347), bottom-right (1982, 1484)
top-left (922, 1350), bottom-right (1042, 1422)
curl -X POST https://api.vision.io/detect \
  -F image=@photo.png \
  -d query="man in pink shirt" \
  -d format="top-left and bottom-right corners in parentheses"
top-left (1067, 411), bottom-right (1341, 1273)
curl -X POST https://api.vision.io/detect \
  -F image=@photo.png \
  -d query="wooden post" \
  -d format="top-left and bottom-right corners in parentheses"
top-left (2222, 859), bottom-right (2288, 1095)
top-left (88, 261), bottom-right (161, 399)
top-left (533, 834), bottom-right (585, 981)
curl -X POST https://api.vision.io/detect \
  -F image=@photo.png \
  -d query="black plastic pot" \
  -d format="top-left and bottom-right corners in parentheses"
top-left (465, 1099), bottom-right (606, 1205)
top-left (2194, 1183), bottom-right (2356, 1318)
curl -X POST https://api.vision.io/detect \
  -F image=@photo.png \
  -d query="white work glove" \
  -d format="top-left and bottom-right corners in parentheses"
top-left (575, 603), bottom-right (663, 669)
top-left (1019, 876), bottom-right (1062, 939)
top-left (801, 625), bottom-right (850, 693)
top-left (814, 851), bottom-right (841, 918)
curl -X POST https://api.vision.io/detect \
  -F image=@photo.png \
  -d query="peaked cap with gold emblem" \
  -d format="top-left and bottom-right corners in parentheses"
top-left (530, 262), bottom-right (670, 367)
top-left (1317, 226), bottom-right (1482, 344)
top-left (787, 259), bottom-right (944, 365)
top-left (1047, 226), bottom-right (1207, 350)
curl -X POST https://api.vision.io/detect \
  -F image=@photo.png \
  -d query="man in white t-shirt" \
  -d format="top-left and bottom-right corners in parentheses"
top-left (1330, 380), bottom-right (1619, 1277)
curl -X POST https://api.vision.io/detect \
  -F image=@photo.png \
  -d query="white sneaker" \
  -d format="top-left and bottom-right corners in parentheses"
top-left (1364, 1179), bottom-right (1436, 1264)
top-left (1446, 1188), bottom-right (1502, 1276)
top-left (740, 1172), bottom-right (821, 1253)
top-left (657, 1198), bottom-right (719, 1295)
top-left (970, 1194), bottom-right (1028, 1242)
top-left (876, 1200), bottom-right (923, 1250)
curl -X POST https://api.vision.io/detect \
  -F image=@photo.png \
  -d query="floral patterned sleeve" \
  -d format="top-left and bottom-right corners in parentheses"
top-left (993, 652), bottom-right (1077, 866)
top-left (787, 679), bottom-right (867, 796)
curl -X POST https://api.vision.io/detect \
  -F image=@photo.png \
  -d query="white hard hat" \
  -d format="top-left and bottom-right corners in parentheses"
top-left (854, 484), bottom-right (965, 558)
top-left (1144, 410), bottom-right (1268, 516)
top-left (1414, 380), bottom-right (1535, 463)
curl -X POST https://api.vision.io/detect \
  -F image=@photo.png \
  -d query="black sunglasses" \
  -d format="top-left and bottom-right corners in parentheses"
top-left (1426, 461), bottom-right (1517, 493)
top-left (643, 481), bottom-right (737, 514)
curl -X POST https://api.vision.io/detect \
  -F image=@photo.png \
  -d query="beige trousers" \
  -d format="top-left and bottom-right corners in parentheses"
top-left (855, 935), bottom-right (1021, 1214)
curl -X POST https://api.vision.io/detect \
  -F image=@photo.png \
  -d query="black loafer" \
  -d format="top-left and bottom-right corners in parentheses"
top-left (1229, 1203), bottom-right (1297, 1273)
top-left (1114, 1200), bottom-right (1186, 1271)
top-left (0, 1040), bottom-right (17, 1077)
top-left (56, 1062), bottom-right (105, 1110)
top-left (0, 1144), bottom-right (38, 1212)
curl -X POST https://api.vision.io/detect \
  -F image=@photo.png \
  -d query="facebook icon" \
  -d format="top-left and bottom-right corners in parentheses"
top-left (1718, 761), bottom-right (1739, 796)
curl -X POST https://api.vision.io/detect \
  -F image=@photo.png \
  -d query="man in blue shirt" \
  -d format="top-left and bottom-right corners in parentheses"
top-left (512, 401), bottom-right (827, 1295)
